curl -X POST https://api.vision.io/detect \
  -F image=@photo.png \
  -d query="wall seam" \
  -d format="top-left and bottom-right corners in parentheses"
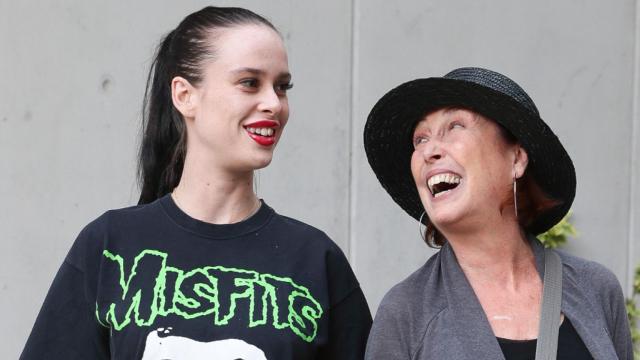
top-left (348, 0), bottom-right (359, 266)
top-left (627, 0), bottom-right (640, 294)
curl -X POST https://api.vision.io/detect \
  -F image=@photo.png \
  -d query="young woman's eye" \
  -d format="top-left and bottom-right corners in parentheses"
top-left (275, 82), bottom-right (293, 95)
top-left (239, 78), bottom-right (259, 89)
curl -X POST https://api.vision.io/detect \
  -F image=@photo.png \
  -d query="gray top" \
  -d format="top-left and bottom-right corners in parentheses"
top-left (365, 238), bottom-right (633, 360)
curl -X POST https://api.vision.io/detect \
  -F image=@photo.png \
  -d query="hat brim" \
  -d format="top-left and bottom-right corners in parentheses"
top-left (364, 77), bottom-right (576, 235)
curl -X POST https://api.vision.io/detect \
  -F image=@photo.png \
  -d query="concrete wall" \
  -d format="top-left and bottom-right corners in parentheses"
top-left (2, 1), bottom-right (638, 358)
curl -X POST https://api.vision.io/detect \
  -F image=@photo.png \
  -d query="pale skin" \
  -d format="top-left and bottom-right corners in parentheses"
top-left (169, 24), bottom-right (291, 224)
top-left (411, 108), bottom-right (555, 340)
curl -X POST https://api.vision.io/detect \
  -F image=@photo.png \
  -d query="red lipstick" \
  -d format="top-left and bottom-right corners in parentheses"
top-left (244, 120), bottom-right (279, 147)
top-left (247, 132), bottom-right (276, 146)
top-left (245, 120), bottom-right (279, 128)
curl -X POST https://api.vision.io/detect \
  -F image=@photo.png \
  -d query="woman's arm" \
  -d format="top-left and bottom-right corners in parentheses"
top-left (316, 241), bottom-right (372, 359)
top-left (20, 260), bottom-right (110, 359)
top-left (20, 219), bottom-right (110, 360)
top-left (364, 294), bottom-right (412, 360)
top-left (604, 269), bottom-right (634, 360)
top-left (318, 287), bottom-right (372, 359)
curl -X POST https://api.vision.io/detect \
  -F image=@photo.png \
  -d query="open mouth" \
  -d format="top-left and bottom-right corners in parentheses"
top-left (246, 127), bottom-right (275, 137)
top-left (244, 121), bottom-right (278, 146)
top-left (427, 173), bottom-right (461, 198)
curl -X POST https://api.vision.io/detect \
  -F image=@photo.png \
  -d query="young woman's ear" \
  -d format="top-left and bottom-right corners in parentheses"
top-left (171, 76), bottom-right (198, 119)
top-left (514, 146), bottom-right (529, 179)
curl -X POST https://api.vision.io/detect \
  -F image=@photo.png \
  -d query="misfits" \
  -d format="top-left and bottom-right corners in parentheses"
top-left (96, 249), bottom-right (323, 342)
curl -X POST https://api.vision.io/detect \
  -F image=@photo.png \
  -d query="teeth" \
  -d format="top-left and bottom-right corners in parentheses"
top-left (246, 127), bottom-right (274, 137)
top-left (427, 173), bottom-right (461, 194)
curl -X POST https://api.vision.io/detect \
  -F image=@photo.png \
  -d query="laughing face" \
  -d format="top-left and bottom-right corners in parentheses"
top-left (174, 24), bottom-right (291, 173)
top-left (410, 108), bottom-right (527, 233)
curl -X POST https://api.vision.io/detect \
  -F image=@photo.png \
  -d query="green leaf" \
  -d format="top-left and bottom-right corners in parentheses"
top-left (537, 211), bottom-right (577, 249)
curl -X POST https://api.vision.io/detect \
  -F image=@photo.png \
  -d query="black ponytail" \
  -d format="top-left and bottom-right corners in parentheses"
top-left (137, 7), bottom-right (278, 204)
top-left (138, 30), bottom-right (185, 204)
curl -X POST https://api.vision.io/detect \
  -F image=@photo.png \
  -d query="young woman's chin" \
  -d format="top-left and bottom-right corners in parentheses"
top-left (233, 152), bottom-right (275, 172)
top-left (252, 156), bottom-right (273, 170)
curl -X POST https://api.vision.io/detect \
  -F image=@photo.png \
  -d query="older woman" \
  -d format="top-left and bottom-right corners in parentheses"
top-left (363, 68), bottom-right (632, 359)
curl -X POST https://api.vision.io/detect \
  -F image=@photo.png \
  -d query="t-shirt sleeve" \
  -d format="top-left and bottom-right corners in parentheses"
top-left (20, 223), bottom-right (110, 359)
top-left (20, 260), bottom-right (110, 359)
top-left (317, 286), bottom-right (372, 360)
top-left (317, 243), bottom-right (372, 360)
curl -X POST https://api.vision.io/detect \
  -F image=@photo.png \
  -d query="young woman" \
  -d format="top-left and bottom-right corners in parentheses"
top-left (21, 7), bottom-right (371, 359)
top-left (363, 67), bottom-right (631, 359)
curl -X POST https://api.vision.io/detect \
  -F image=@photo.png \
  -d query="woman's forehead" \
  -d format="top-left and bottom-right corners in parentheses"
top-left (416, 108), bottom-right (482, 128)
top-left (199, 24), bottom-right (289, 81)
top-left (215, 25), bottom-right (286, 59)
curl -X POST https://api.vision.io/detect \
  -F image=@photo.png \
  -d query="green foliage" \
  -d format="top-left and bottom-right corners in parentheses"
top-left (537, 211), bottom-right (577, 249)
top-left (626, 298), bottom-right (640, 358)
top-left (627, 266), bottom-right (640, 358)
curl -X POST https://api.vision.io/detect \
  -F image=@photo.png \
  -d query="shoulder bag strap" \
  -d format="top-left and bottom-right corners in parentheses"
top-left (535, 248), bottom-right (563, 360)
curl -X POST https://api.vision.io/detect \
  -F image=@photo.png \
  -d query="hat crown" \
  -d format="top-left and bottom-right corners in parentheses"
top-left (444, 67), bottom-right (539, 116)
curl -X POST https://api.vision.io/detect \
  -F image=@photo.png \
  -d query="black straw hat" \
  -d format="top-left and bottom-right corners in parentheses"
top-left (364, 67), bottom-right (576, 235)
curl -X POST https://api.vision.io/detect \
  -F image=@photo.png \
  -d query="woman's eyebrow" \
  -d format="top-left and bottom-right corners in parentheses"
top-left (231, 67), bottom-right (263, 75)
top-left (231, 67), bottom-right (291, 80)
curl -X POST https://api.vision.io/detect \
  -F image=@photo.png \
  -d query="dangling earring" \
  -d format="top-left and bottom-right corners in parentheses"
top-left (418, 211), bottom-right (428, 242)
top-left (513, 168), bottom-right (518, 219)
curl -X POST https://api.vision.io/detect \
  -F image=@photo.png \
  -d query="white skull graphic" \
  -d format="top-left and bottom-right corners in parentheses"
top-left (141, 327), bottom-right (268, 360)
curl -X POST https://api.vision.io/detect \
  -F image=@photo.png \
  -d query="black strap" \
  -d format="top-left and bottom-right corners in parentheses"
top-left (535, 248), bottom-right (563, 360)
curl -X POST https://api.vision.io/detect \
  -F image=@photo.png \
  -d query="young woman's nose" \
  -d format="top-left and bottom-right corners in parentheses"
top-left (257, 87), bottom-right (283, 116)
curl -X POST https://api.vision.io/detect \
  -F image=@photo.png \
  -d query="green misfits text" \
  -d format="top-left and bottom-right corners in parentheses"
top-left (96, 249), bottom-right (323, 342)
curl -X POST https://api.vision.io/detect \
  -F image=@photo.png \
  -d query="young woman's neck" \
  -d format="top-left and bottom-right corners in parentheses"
top-left (171, 154), bottom-right (260, 225)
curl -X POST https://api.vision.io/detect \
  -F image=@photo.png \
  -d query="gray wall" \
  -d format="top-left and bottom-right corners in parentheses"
top-left (2, 1), bottom-right (639, 358)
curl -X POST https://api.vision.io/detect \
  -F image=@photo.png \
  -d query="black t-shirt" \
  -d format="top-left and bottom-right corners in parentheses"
top-left (497, 317), bottom-right (594, 359)
top-left (21, 195), bottom-right (372, 359)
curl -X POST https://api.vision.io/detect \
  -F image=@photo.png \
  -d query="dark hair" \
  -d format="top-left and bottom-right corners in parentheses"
top-left (422, 113), bottom-right (561, 248)
top-left (137, 7), bottom-right (278, 204)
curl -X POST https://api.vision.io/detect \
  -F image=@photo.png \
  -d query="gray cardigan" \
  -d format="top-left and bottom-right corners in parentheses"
top-left (365, 238), bottom-right (633, 359)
